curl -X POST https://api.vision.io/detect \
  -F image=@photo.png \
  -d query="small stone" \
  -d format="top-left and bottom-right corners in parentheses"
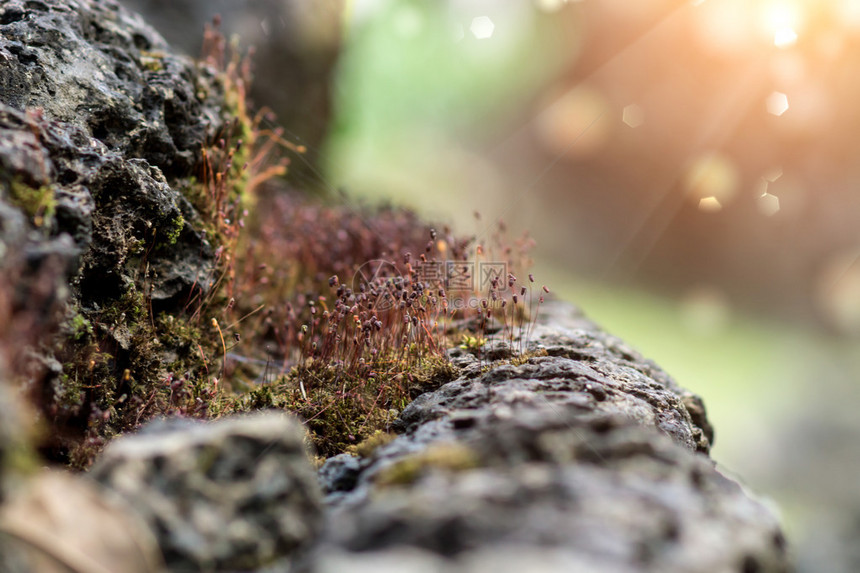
top-left (91, 412), bottom-right (322, 571)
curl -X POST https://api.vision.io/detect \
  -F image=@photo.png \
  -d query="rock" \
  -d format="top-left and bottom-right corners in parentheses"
top-left (0, 0), bottom-right (233, 461)
top-left (90, 412), bottom-right (323, 572)
top-left (0, 0), bottom-right (221, 177)
top-left (316, 300), bottom-right (789, 572)
top-left (0, 0), bottom-right (222, 310)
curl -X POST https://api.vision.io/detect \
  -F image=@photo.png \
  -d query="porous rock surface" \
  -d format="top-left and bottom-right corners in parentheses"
top-left (315, 300), bottom-right (789, 572)
top-left (0, 0), bottom-right (221, 309)
top-left (90, 412), bottom-right (322, 572)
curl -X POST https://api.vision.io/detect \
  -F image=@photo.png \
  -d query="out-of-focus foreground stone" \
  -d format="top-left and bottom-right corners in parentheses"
top-left (90, 412), bottom-right (323, 572)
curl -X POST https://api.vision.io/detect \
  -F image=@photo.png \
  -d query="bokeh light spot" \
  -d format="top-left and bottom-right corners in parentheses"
top-left (534, 86), bottom-right (611, 158)
top-left (622, 104), bottom-right (645, 128)
top-left (767, 91), bottom-right (790, 116)
top-left (698, 196), bottom-right (723, 212)
top-left (761, 1), bottom-right (804, 45)
top-left (685, 153), bottom-right (740, 204)
top-left (816, 249), bottom-right (860, 335)
top-left (470, 16), bottom-right (495, 40)
top-left (763, 166), bottom-right (783, 182)
top-left (758, 192), bottom-right (780, 216)
top-left (534, 0), bottom-right (578, 13)
top-left (773, 26), bottom-right (798, 47)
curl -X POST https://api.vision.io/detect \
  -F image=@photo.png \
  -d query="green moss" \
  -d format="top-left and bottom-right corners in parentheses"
top-left (67, 313), bottom-right (93, 341)
top-left (460, 334), bottom-right (487, 351)
top-left (348, 430), bottom-right (397, 458)
top-left (163, 214), bottom-right (184, 246)
top-left (213, 352), bottom-right (459, 458)
top-left (8, 181), bottom-right (55, 228)
top-left (140, 50), bottom-right (166, 72)
top-left (54, 277), bottom-right (229, 468)
top-left (510, 347), bottom-right (548, 365)
top-left (374, 442), bottom-right (480, 487)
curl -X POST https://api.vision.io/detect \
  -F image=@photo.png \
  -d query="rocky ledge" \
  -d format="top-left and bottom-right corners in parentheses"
top-left (2, 300), bottom-right (789, 572)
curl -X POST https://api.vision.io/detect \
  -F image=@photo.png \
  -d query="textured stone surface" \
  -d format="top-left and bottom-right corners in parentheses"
top-left (91, 412), bottom-right (323, 572)
top-left (0, 0), bottom-right (222, 310)
top-left (316, 300), bottom-right (789, 572)
top-left (0, 0), bottom-right (220, 176)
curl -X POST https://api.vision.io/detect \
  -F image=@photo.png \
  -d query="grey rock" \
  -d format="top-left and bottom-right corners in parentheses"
top-left (396, 300), bottom-right (711, 454)
top-left (0, 0), bottom-right (220, 177)
top-left (91, 412), bottom-right (323, 572)
top-left (318, 453), bottom-right (364, 496)
top-left (316, 300), bottom-right (788, 572)
top-left (0, 0), bottom-right (221, 311)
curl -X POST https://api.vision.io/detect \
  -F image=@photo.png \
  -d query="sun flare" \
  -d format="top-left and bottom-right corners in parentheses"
top-left (693, 0), bottom-right (859, 54)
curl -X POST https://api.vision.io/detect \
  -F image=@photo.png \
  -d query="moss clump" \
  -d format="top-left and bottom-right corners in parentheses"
top-left (162, 214), bottom-right (184, 247)
top-left (66, 313), bottom-right (93, 341)
top-left (52, 279), bottom-right (227, 468)
top-left (510, 347), bottom-right (549, 366)
top-left (374, 442), bottom-right (480, 487)
top-left (7, 181), bottom-right (55, 228)
top-left (349, 430), bottom-right (397, 458)
top-left (213, 352), bottom-right (459, 458)
top-left (139, 50), bottom-right (166, 72)
top-left (460, 334), bottom-right (487, 351)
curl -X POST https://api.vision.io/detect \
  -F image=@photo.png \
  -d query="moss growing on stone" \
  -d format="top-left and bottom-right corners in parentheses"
top-left (212, 353), bottom-right (459, 458)
top-left (7, 180), bottom-right (55, 229)
top-left (374, 442), bottom-right (480, 487)
top-left (349, 430), bottom-right (397, 458)
top-left (163, 214), bottom-right (184, 247)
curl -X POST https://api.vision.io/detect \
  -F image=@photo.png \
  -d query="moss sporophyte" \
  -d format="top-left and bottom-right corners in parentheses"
top-left (17, 17), bottom-right (551, 469)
